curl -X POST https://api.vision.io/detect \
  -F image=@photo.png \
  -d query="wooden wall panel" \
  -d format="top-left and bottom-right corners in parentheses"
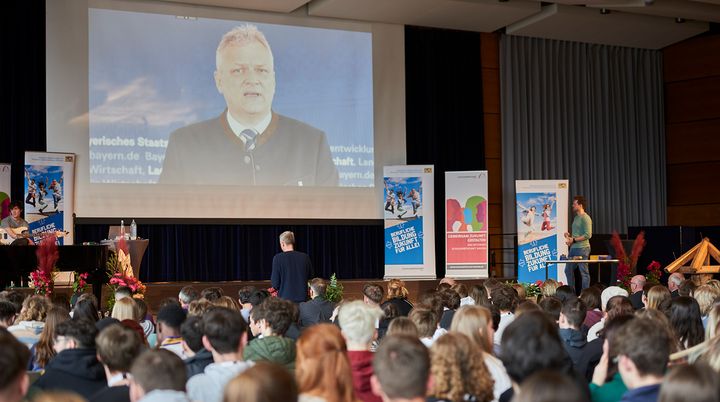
top-left (480, 32), bottom-right (499, 69)
top-left (665, 76), bottom-right (720, 123)
top-left (667, 162), bottom-right (720, 205)
top-left (668, 205), bottom-right (720, 227)
top-left (488, 203), bottom-right (502, 229)
top-left (482, 68), bottom-right (500, 114)
top-left (484, 114), bottom-right (501, 158)
top-left (667, 119), bottom-right (720, 165)
top-left (664, 35), bottom-right (720, 83)
top-left (486, 158), bottom-right (502, 203)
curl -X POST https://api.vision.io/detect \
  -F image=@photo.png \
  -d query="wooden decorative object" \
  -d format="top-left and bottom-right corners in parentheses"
top-left (665, 238), bottom-right (720, 282)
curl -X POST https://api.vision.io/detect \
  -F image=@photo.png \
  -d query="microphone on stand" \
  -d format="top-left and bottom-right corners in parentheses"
top-left (241, 129), bottom-right (259, 185)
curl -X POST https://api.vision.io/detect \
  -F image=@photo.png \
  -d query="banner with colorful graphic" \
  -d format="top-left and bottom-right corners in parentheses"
top-left (0, 164), bottom-right (10, 220)
top-left (445, 171), bottom-right (489, 278)
top-left (24, 152), bottom-right (76, 245)
top-left (515, 180), bottom-right (569, 284)
top-left (383, 165), bottom-right (435, 279)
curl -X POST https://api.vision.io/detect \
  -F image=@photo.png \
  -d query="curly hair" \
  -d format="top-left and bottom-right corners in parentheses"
top-left (296, 324), bottom-right (355, 402)
top-left (429, 332), bottom-right (494, 402)
top-left (17, 295), bottom-right (50, 323)
top-left (387, 279), bottom-right (409, 299)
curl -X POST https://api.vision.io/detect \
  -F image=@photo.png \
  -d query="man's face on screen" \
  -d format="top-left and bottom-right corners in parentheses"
top-left (215, 41), bottom-right (276, 123)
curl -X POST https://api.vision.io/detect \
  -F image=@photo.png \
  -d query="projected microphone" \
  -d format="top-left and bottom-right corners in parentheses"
top-left (241, 129), bottom-right (259, 185)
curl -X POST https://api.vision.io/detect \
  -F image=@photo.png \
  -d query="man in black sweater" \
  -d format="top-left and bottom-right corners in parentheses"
top-left (558, 299), bottom-right (602, 381)
top-left (271, 231), bottom-right (312, 303)
top-left (298, 278), bottom-right (335, 329)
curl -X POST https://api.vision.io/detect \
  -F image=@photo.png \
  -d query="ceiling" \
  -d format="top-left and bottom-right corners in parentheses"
top-left (163, 0), bottom-right (719, 48)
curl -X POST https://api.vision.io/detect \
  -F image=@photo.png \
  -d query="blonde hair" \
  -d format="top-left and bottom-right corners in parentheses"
top-left (17, 295), bottom-right (49, 323)
top-left (450, 306), bottom-right (493, 354)
top-left (646, 285), bottom-right (671, 310)
top-left (187, 299), bottom-right (213, 317)
top-left (279, 231), bottom-right (295, 246)
top-left (32, 391), bottom-right (87, 402)
top-left (429, 332), bottom-right (494, 402)
top-left (705, 279), bottom-right (720, 293)
top-left (386, 317), bottom-right (419, 338)
top-left (387, 279), bottom-right (409, 299)
top-left (541, 279), bottom-right (559, 298)
top-left (408, 308), bottom-right (437, 338)
top-left (338, 300), bottom-right (384, 346)
top-left (111, 297), bottom-right (138, 322)
top-left (224, 361), bottom-right (298, 402)
top-left (213, 296), bottom-right (241, 312)
top-left (216, 24), bottom-right (273, 69)
top-left (693, 285), bottom-right (720, 316)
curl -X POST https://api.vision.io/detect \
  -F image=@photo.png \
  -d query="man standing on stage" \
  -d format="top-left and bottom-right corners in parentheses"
top-left (564, 195), bottom-right (592, 292)
top-left (1, 201), bottom-right (30, 245)
top-left (271, 231), bottom-right (313, 303)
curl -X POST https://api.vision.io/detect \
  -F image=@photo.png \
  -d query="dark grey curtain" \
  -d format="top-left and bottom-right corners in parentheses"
top-left (500, 35), bottom-right (666, 234)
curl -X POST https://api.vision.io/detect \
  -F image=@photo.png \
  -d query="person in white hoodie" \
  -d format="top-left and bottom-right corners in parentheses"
top-left (186, 307), bottom-right (253, 402)
top-left (129, 350), bottom-right (191, 402)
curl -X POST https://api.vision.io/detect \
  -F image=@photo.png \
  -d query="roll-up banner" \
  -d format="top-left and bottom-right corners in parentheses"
top-left (0, 164), bottom-right (10, 219)
top-left (445, 171), bottom-right (489, 278)
top-left (383, 165), bottom-right (435, 279)
top-left (515, 180), bottom-right (569, 283)
top-left (24, 152), bottom-right (76, 245)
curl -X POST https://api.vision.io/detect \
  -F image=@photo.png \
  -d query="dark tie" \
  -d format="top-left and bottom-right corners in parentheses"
top-left (240, 129), bottom-right (258, 152)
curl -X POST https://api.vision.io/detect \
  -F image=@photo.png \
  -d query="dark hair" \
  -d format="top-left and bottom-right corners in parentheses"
top-left (573, 195), bottom-right (587, 209)
top-left (678, 280), bottom-right (697, 298)
top-left (513, 370), bottom-right (589, 402)
top-left (579, 287), bottom-right (601, 310)
top-left (238, 286), bottom-right (257, 304)
top-left (203, 307), bottom-right (248, 354)
top-left (72, 298), bottom-right (100, 322)
top-left (75, 293), bottom-right (99, 310)
top-left (158, 297), bottom-right (182, 310)
top-left (362, 283), bottom-right (384, 304)
top-left (561, 299), bottom-right (587, 329)
top-left (248, 290), bottom-right (270, 307)
top-left (309, 278), bottom-right (327, 298)
top-left (614, 317), bottom-right (670, 377)
top-left (250, 297), bottom-right (294, 336)
top-left (0, 290), bottom-right (25, 313)
top-left (201, 287), bottom-right (224, 302)
top-left (223, 361), bottom-right (299, 402)
top-left (179, 286), bottom-right (199, 305)
top-left (666, 296), bottom-right (704, 349)
top-left (441, 289), bottom-right (461, 310)
top-left (538, 296), bottom-right (563, 322)
top-left (499, 311), bottom-right (572, 383)
top-left (658, 362), bottom-right (720, 402)
top-left (0, 301), bottom-right (16, 322)
top-left (602, 314), bottom-right (635, 381)
top-left (373, 335), bottom-right (429, 399)
top-left (417, 291), bottom-right (444, 321)
top-left (408, 308), bottom-right (438, 338)
top-left (555, 285), bottom-right (577, 303)
top-left (469, 285), bottom-right (489, 306)
top-left (605, 296), bottom-right (634, 322)
top-left (157, 304), bottom-right (187, 330)
top-left (51, 294), bottom-right (70, 311)
top-left (0, 328), bottom-right (29, 391)
top-left (131, 349), bottom-right (187, 393)
top-left (642, 282), bottom-right (655, 297)
top-left (436, 282), bottom-right (452, 292)
top-left (452, 283), bottom-right (468, 298)
top-left (488, 304), bottom-right (501, 331)
top-left (96, 324), bottom-right (143, 372)
top-left (515, 300), bottom-right (542, 317)
top-left (491, 286), bottom-right (518, 312)
top-left (8, 200), bottom-right (22, 210)
top-left (56, 318), bottom-right (98, 348)
top-left (382, 303), bottom-right (400, 321)
top-left (180, 315), bottom-right (204, 353)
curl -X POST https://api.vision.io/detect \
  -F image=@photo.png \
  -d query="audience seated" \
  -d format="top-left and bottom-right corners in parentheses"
top-left (129, 349), bottom-right (191, 402)
top-left (438, 289), bottom-right (461, 330)
top-left (112, 297), bottom-right (139, 321)
top-left (510, 283), bottom-right (526, 300)
top-left (580, 287), bottom-right (603, 328)
top-left (201, 287), bottom-right (224, 302)
top-left (538, 296), bottom-right (562, 323)
top-left (559, 299), bottom-right (602, 381)
top-left (382, 279), bottom-right (414, 316)
top-left (363, 283), bottom-right (389, 338)
top-left (408, 308), bottom-right (440, 347)
top-left (513, 370), bottom-right (589, 402)
top-left (590, 315), bottom-right (634, 402)
top-left (385, 317), bottom-right (419, 338)
top-left (187, 298), bottom-right (213, 317)
top-left (212, 296), bottom-right (241, 312)
top-left (223, 361), bottom-right (298, 402)
top-left (237, 285), bottom-right (257, 323)
top-left (490, 286), bottom-right (517, 351)
top-left (452, 283), bottom-right (472, 307)
top-left (338, 300), bottom-right (384, 402)
top-left (428, 332), bottom-right (494, 402)
top-left (0, 300), bottom-right (17, 328)
top-left (29, 306), bottom-right (70, 371)
top-left (178, 286), bottom-right (200, 310)
top-left (181, 315), bottom-right (214, 379)
top-left (614, 317), bottom-right (670, 402)
top-left (677, 279), bottom-right (697, 298)
top-left (644, 285), bottom-right (671, 311)
top-left (187, 307), bottom-right (253, 402)
top-left (587, 289), bottom-right (632, 342)
top-left (32, 318), bottom-right (106, 398)
top-left (296, 324), bottom-right (355, 402)
top-left (692, 285), bottom-right (720, 329)
top-left (244, 297), bottom-right (296, 370)
top-left (91, 324), bottom-right (143, 402)
top-left (658, 362), bottom-right (720, 402)
top-left (157, 304), bottom-right (187, 359)
top-left (540, 278), bottom-right (560, 299)
top-left (134, 298), bottom-right (155, 338)
top-left (667, 273), bottom-right (684, 298)
top-left (514, 299), bottom-right (541, 317)
top-left (0, 328), bottom-right (30, 402)
top-left (299, 278), bottom-right (336, 329)
top-left (628, 275), bottom-right (646, 310)
top-left (469, 284), bottom-right (489, 306)
top-left (371, 335), bottom-right (430, 402)
top-left (665, 296), bottom-right (704, 350)
top-left (8, 294), bottom-right (49, 348)
top-left (555, 285), bottom-right (577, 303)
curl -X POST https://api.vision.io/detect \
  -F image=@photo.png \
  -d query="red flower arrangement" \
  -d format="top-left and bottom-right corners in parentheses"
top-left (72, 272), bottom-right (90, 294)
top-left (611, 231), bottom-right (646, 290)
top-left (645, 261), bottom-right (662, 285)
top-left (109, 273), bottom-right (146, 295)
top-left (29, 236), bottom-right (59, 296)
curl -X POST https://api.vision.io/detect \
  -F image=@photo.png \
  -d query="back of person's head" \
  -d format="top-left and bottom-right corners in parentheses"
top-left (72, 298), bottom-right (100, 322)
top-left (35, 307), bottom-right (70, 368)
top-left (158, 297), bottom-right (182, 311)
top-left (130, 349), bottom-right (186, 397)
top-left (408, 308), bottom-right (438, 338)
top-left (18, 294), bottom-right (49, 322)
top-left (483, 278), bottom-right (501, 295)
top-left (0, 291), bottom-right (25, 314)
top-left (561, 299), bottom-right (587, 330)
top-left (601, 314), bottom-right (636, 381)
top-left (115, 286), bottom-right (133, 300)
top-left (511, 283), bottom-right (526, 299)
top-left (75, 292), bottom-right (99, 311)
top-left (308, 278), bottom-right (328, 299)
top-left (134, 298), bottom-right (149, 321)
top-left (373, 335), bottom-right (429, 400)
top-left (213, 295), bottom-right (241, 312)
top-left (554, 285), bottom-right (576, 303)
top-left (296, 324), bottom-right (354, 402)
top-left (416, 291), bottom-right (444, 320)
top-left (363, 283), bottom-right (384, 305)
top-left (157, 303), bottom-right (187, 331)
top-left (223, 361), bottom-right (298, 402)
top-left (30, 391), bottom-right (87, 402)
top-left (386, 317), bottom-right (419, 338)
top-left (451, 283), bottom-right (468, 299)
top-left (541, 279), bottom-right (559, 298)
top-left (382, 302), bottom-right (400, 321)
top-left (202, 307), bottom-right (247, 354)
top-left (56, 318), bottom-right (98, 349)
top-left (491, 285), bottom-right (518, 312)
top-left (111, 297), bottom-right (138, 321)
top-left (436, 282), bottom-right (452, 292)
top-left (678, 279), bottom-right (697, 297)
top-left (469, 284), bottom-right (489, 306)
top-left (0, 301), bottom-right (17, 325)
top-left (201, 287), bottom-right (224, 302)
top-left (693, 285), bottom-right (720, 316)
top-left (647, 285), bottom-right (672, 310)
top-left (429, 332), bottom-right (493, 402)
top-left (51, 294), bottom-right (71, 311)
top-left (338, 300), bottom-right (384, 347)
top-left (515, 300), bottom-right (542, 317)
top-left (605, 296), bottom-right (634, 321)
top-left (579, 286), bottom-right (601, 310)
top-left (601, 286), bottom-right (629, 311)
top-left (96, 324), bottom-right (143, 372)
top-left (706, 304), bottom-right (720, 340)
top-left (666, 296), bottom-right (704, 349)
top-left (178, 285), bottom-right (199, 306)
top-left (238, 286), bottom-right (257, 304)
top-left (658, 363), bottom-right (720, 402)
top-left (250, 297), bottom-right (294, 336)
top-left (614, 317), bottom-right (670, 378)
top-left (512, 370), bottom-right (589, 402)
top-left (248, 290), bottom-right (270, 307)
top-left (180, 315), bottom-right (204, 353)
top-left (440, 289), bottom-right (461, 310)
top-left (187, 298), bottom-right (213, 317)
top-left (500, 310), bottom-right (570, 383)
top-left (538, 296), bottom-right (563, 322)
top-left (0, 329), bottom-right (30, 401)
top-left (387, 279), bottom-right (409, 299)
top-left (279, 230), bottom-right (295, 246)
top-left (450, 305), bottom-right (494, 353)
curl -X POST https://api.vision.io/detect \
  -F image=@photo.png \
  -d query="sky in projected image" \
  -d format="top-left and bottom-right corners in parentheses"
top-left (88, 8), bottom-right (374, 186)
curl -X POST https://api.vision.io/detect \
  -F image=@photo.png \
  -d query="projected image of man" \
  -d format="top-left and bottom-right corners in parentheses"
top-left (159, 24), bottom-right (339, 186)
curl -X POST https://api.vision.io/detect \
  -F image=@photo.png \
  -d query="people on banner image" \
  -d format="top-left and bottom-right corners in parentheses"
top-left (383, 177), bottom-right (422, 222)
top-left (0, 201), bottom-right (31, 246)
top-left (516, 193), bottom-right (557, 245)
top-left (24, 166), bottom-right (64, 222)
top-left (384, 182), bottom-right (396, 214)
top-left (541, 200), bottom-right (555, 231)
top-left (564, 195), bottom-right (592, 292)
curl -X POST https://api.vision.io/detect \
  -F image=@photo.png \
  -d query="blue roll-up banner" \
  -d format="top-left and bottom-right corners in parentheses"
top-left (383, 165), bottom-right (435, 279)
top-left (515, 180), bottom-right (569, 284)
top-left (24, 152), bottom-right (76, 245)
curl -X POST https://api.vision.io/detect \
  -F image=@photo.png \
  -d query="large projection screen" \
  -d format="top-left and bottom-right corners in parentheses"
top-left (46, 0), bottom-right (406, 219)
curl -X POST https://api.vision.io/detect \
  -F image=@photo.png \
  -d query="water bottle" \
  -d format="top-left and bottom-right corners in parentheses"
top-left (120, 220), bottom-right (125, 240)
top-left (130, 220), bottom-right (137, 240)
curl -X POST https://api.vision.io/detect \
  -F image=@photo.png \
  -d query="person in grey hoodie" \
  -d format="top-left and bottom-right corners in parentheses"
top-left (129, 350), bottom-right (191, 402)
top-left (187, 307), bottom-right (254, 402)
